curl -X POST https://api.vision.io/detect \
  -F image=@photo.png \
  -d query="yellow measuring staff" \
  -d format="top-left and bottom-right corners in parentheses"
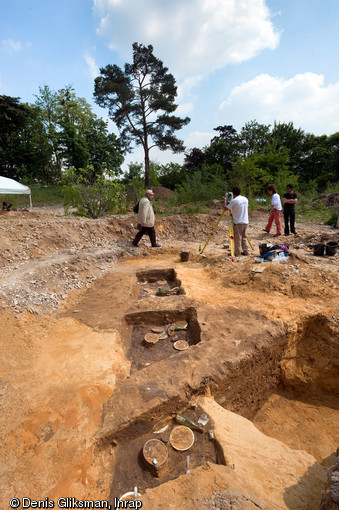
top-left (227, 210), bottom-right (235, 258)
top-left (200, 209), bottom-right (226, 254)
top-left (247, 235), bottom-right (254, 250)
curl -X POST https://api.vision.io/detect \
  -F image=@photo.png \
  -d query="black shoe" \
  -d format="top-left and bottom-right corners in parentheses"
top-left (152, 243), bottom-right (161, 247)
top-left (292, 231), bottom-right (298, 235)
top-left (284, 233), bottom-right (290, 236)
top-left (132, 241), bottom-right (138, 247)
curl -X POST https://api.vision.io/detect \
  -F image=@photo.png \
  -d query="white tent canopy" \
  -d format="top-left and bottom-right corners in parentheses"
top-left (0, 176), bottom-right (32, 209)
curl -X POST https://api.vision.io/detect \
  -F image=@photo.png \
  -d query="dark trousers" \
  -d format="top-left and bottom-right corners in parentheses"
top-left (284, 209), bottom-right (296, 235)
top-left (133, 226), bottom-right (157, 246)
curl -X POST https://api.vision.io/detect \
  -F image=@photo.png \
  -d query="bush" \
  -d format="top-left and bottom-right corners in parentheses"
top-left (62, 166), bottom-right (127, 218)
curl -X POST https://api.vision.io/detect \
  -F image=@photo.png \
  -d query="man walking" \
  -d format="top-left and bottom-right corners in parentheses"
top-left (132, 189), bottom-right (161, 248)
top-left (223, 186), bottom-right (249, 257)
top-left (283, 184), bottom-right (298, 236)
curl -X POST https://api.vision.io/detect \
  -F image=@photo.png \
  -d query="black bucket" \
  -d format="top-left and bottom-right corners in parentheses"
top-left (259, 243), bottom-right (270, 256)
top-left (313, 243), bottom-right (325, 256)
top-left (325, 241), bottom-right (338, 256)
top-left (179, 250), bottom-right (190, 262)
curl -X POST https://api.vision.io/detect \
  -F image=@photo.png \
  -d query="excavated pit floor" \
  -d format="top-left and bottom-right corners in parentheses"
top-left (1, 209), bottom-right (338, 509)
top-left (109, 405), bottom-right (222, 501)
top-left (136, 267), bottom-right (185, 299)
top-left (126, 307), bottom-right (200, 372)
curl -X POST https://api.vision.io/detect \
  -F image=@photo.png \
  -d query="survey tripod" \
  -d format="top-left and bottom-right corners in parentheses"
top-left (200, 192), bottom-right (253, 256)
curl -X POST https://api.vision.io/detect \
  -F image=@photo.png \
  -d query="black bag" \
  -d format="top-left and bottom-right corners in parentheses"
top-left (133, 201), bottom-right (139, 213)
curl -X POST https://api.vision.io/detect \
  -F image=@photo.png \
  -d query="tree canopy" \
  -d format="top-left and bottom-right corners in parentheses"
top-left (94, 42), bottom-right (190, 186)
top-left (0, 87), bottom-right (124, 184)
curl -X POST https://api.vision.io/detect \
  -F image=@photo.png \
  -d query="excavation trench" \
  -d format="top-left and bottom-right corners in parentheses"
top-left (100, 308), bottom-right (338, 503)
top-left (136, 268), bottom-right (185, 299)
top-left (57, 259), bottom-right (338, 505)
top-left (100, 309), bottom-right (338, 503)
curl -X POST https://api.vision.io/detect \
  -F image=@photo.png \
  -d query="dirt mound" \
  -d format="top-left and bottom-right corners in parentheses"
top-left (312, 192), bottom-right (339, 207)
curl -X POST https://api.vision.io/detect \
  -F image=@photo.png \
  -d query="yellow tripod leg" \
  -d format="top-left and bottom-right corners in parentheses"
top-left (200, 209), bottom-right (226, 254)
top-left (247, 236), bottom-right (254, 251)
top-left (227, 211), bottom-right (235, 258)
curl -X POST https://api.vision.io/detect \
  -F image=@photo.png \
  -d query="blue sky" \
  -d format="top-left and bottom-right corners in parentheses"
top-left (1, 0), bottom-right (339, 169)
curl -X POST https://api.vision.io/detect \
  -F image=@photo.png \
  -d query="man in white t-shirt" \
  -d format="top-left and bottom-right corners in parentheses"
top-left (223, 186), bottom-right (249, 257)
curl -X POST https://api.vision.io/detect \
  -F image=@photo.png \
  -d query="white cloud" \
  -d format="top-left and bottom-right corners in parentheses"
top-left (185, 130), bottom-right (213, 149)
top-left (84, 52), bottom-right (100, 79)
top-left (93, 0), bottom-right (280, 80)
top-left (176, 102), bottom-right (193, 116)
top-left (2, 39), bottom-right (23, 52)
top-left (220, 72), bottom-right (339, 135)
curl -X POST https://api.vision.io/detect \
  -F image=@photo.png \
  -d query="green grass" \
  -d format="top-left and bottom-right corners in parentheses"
top-left (1, 185), bottom-right (63, 209)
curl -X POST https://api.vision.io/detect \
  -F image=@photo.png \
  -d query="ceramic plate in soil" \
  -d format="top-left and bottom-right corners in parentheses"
top-left (119, 491), bottom-right (141, 502)
top-left (170, 286), bottom-right (180, 294)
top-left (157, 280), bottom-right (167, 285)
top-left (173, 340), bottom-right (189, 351)
top-left (169, 426), bottom-right (195, 451)
top-left (158, 332), bottom-right (168, 340)
top-left (151, 326), bottom-right (165, 334)
top-left (143, 439), bottom-right (168, 467)
top-left (144, 333), bottom-right (159, 345)
top-left (174, 320), bottom-right (188, 329)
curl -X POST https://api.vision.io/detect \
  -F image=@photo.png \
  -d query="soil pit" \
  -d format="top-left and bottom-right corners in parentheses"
top-left (125, 308), bottom-right (200, 373)
top-left (109, 406), bottom-right (223, 502)
top-left (136, 268), bottom-right (185, 299)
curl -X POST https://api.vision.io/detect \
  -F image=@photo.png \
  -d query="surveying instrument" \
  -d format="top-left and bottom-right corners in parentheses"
top-left (199, 191), bottom-right (253, 256)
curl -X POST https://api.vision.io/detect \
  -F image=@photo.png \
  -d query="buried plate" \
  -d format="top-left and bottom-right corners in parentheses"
top-left (144, 333), bottom-right (159, 345)
top-left (169, 426), bottom-right (195, 451)
top-left (173, 340), bottom-right (189, 351)
top-left (143, 439), bottom-right (168, 468)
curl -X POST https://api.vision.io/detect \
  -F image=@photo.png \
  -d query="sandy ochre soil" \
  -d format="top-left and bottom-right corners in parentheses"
top-left (0, 203), bottom-right (338, 510)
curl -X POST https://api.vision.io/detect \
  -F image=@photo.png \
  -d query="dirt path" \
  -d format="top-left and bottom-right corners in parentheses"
top-left (0, 207), bottom-right (338, 509)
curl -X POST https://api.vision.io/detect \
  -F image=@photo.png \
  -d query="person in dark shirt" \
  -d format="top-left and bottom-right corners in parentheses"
top-left (282, 184), bottom-right (298, 236)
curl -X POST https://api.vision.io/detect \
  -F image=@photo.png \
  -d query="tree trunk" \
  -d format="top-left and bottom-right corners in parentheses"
top-left (144, 147), bottom-right (150, 187)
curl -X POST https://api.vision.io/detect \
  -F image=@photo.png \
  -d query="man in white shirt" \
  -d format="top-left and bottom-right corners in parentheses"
top-left (223, 186), bottom-right (249, 257)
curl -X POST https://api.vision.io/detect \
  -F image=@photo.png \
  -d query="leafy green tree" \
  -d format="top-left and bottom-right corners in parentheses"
top-left (34, 85), bottom-right (124, 180)
top-left (269, 121), bottom-right (306, 175)
top-left (0, 95), bottom-right (33, 178)
top-left (184, 148), bottom-right (205, 173)
top-left (204, 125), bottom-right (240, 179)
top-left (123, 162), bottom-right (144, 184)
top-left (34, 85), bottom-right (63, 178)
top-left (239, 120), bottom-right (271, 157)
top-left (231, 143), bottom-right (290, 195)
top-left (85, 117), bottom-right (123, 180)
top-left (16, 104), bottom-right (54, 182)
top-left (61, 166), bottom-right (126, 218)
top-left (94, 42), bottom-right (190, 187)
top-left (157, 162), bottom-right (186, 190)
top-left (176, 168), bottom-right (225, 203)
top-left (55, 86), bottom-right (95, 171)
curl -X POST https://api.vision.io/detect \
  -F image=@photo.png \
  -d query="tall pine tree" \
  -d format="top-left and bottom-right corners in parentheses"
top-left (94, 42), bottom-right (190, 186)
